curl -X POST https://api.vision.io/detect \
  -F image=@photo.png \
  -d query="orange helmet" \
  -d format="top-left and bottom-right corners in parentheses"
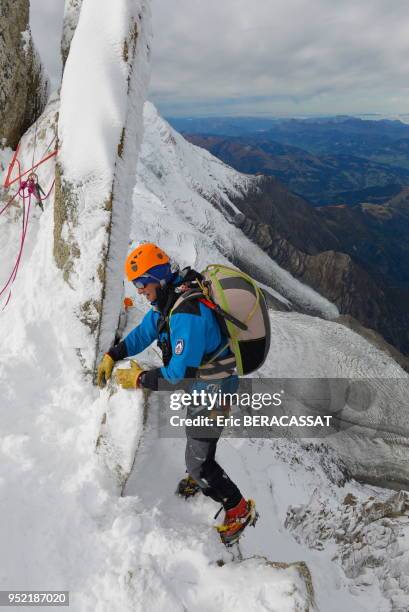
top-left (125, 243), bottom-right (170, 282)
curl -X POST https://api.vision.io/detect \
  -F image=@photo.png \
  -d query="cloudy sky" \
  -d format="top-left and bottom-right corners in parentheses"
top-left (31, 0), bottom-right (409, 117)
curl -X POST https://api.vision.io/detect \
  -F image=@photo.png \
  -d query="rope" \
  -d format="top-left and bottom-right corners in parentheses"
top-left (3, 144), bottom-right (20, 188)
top-left (31, 100), bottom-right (39, 169)
top-left (5, 149), bottom-right (58, 188)
top-left (37, 179), bottom-right (55, 201)
top-left (3, 126), bottom-right (58, 190)
top-left (0, 189), bottom-right (20, 216)
top-left (0, 127), bottom-right (57, 310)
top-left (0, 187), bottom-right (32, 308)
top-left (0, 176), bottom-right (55, 310)
top-left (42, 132), bottom-right (57, 158)
top-left (0, 158), bottom-right (22, 217)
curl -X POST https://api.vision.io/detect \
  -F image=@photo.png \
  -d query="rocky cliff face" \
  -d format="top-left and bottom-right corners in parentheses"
top-left (0, 0), bottom-right (48, 149)
top-left (231, 177), bottom-right (409, 356)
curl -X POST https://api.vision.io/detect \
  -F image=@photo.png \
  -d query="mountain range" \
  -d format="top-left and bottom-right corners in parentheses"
top-left (185, 133), bottom-right (409, 206)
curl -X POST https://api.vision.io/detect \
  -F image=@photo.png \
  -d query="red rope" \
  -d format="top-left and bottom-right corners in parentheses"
top-left (4, 149), bottom-right (58, 188)
top-left (0, 188), bottom-right (32, 306)
top-left (3, 144), bottom-right (20, 188)
top-left (38, 179), bottom-right (56, 201)
top-left (1, 145), bottom-right (56, 310)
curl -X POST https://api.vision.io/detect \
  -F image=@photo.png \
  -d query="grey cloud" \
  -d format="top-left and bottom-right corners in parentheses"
top-left (150, 0), bottom-right (409, 115)
top-left (28, 0), bottom-right (409, 116)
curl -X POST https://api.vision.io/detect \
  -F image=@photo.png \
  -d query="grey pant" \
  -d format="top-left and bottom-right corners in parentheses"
top-left (185, 431), bottom-right (242, 509)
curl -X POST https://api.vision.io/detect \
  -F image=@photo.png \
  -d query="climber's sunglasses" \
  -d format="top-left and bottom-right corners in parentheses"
top-left (132, 275), bottom-right (159, 289)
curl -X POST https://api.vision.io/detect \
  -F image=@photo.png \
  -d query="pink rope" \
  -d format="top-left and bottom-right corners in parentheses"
top-left (0, 188), bottom-right (32, 307)
top-left (3, 144), bottom-right (20, 188)
top-left (5, 149), bottom-right (58, 188)
top-left (39, 179), bottom-right (55, 201)
top-left (1, 158), bottom-right (56, 310)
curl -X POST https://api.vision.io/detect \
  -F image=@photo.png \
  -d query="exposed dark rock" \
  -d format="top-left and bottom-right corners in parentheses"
top-left (230, 177), bottom-right (409, 356)
top-left (0, 0), bottom-right (48, 148)
top-left (61, 0), bottom-right (84, 69)
top-left (53, 163), bottom-right (81, 284)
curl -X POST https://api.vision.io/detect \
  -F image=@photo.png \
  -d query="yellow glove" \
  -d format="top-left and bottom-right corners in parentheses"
top-left (97, 353), bottom-right (115, 388)
top-left (115, 360), bottom-right (144, 389)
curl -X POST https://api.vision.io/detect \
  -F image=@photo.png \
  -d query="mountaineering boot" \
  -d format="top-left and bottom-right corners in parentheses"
top-left (176, 475), bottom-right (200, 499)
top-left (216, 498), bottom-right (258, 546)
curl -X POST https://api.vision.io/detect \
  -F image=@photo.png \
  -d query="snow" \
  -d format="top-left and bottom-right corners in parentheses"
top-left (59, 0), bottom-right (151, 185)
top-left (0, 100), bottom-right (147, 605)
top-left (20, 29), bottom-right (31, 54)
top-left (259, 312), bottom-right (405, 379)
top-left (60, 1), bottom-right (130, 182)
top-left (134, 102), bottom-right (339, 320)
top-left (0, 146), bottom-right (13, 174)
top-left (1, 63), bottom-right (409, 612)
top-left (0, 93), bottom-right (59, 306)
top-left (57, 0), bottom-right (152, 365)
top-left (123, 399), bottom-right (373, 612)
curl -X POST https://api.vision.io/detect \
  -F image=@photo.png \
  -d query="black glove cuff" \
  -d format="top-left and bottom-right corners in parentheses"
top-left (107, 341), bottom-right (128, 362)
top-left (139, 367), bottom-right (163, 391)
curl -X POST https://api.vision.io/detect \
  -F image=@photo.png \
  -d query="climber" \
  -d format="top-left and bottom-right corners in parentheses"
top-left (97, 242), bottom-right (257, 546)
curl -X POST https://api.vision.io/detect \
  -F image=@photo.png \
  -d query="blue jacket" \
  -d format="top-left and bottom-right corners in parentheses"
top-left (124, 299), bottom-right (227, 385)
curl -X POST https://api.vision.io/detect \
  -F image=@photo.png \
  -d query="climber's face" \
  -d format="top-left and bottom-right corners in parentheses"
top-left (137, 282), bottom-right (159, 303)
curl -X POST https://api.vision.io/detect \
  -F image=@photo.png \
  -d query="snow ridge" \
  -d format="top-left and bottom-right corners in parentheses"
top-left (56, 0), bottom-right (152, 369)
top-left (135, 102), bottom-right (339, 320)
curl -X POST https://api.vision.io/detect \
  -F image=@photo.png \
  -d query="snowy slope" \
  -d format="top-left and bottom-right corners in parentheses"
top-left (124, 103), bottom-right (409, 610)
top-left (133, 102), bottom-right (338, 320)
top-left (0, 77), bottom-right (317, 612)
top-left (0, 95), bottom-right (149, 610)
top-left (130, 103), bottom-right (409, 485)
top-left (1, 88), bottom-right (409, 612)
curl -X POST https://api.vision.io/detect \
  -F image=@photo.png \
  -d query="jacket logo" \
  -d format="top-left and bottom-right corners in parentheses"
top-left (175, 339), bottom-right (184, 355)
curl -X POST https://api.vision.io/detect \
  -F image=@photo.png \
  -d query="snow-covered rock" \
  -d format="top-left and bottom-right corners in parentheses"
top-left (61, 0), bottom-right (84, 68)
top-left (286, 489), bottom-right (409, 611)
top-left (55, 0), bottom-right (152, 371)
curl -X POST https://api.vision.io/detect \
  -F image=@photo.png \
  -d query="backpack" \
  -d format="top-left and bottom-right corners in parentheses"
top-left (169, 264), bottom-right (271, 378)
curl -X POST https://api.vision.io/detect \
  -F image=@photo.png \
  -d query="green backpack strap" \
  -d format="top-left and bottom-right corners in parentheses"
top-left (168, 287), bottom-right (237, 380)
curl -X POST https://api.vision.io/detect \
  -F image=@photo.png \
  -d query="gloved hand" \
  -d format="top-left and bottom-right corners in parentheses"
top-left (97, 353), bottom-right (115, 388)
top-left (115, 360), bottom-right (144, 389)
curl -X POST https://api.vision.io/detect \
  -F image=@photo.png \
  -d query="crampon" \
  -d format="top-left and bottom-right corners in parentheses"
top-left (215, 498), bottom-right (259, 547)
top-left (175, 475), bottom-right (200, 499)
